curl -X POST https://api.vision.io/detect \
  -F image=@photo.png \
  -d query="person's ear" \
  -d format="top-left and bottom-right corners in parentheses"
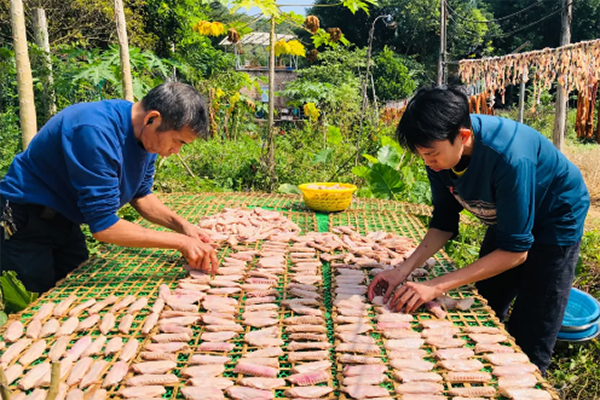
top-left (144, 111), bottom-right (161, 127)
top-left (459, 128), bottom-right (471, 143)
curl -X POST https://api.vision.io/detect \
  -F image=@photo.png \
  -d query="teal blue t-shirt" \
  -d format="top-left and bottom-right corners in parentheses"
top-left (428, 114), bottom-right (589, 252)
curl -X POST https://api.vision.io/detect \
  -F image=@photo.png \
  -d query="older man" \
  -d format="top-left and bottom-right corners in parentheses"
top-left (0, 82), bottom-right (218, 293)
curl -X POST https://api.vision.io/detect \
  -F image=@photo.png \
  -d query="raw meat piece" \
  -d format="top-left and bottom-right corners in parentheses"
top-left (89, 389), bottom-right (107, 400)
top-left (287, 370), bottom-right (330, 386)
top-left (151, 298), bottom-right (165, 314)
top-left (343, 385), bottom-right (390, 399)
top-left (342, 364), bottom-right (387, 377)
top-left (393, 371), bottom-right (442, 383)
top-left (492, 364), bottom-right (538, 376)
top-left (238, 377), bottom-right (285, 390)
top-left (233, 362), bottom-right (278, 378)
top-left (77, 314), bottom-right (100, 332)
top-left (99, 312), bottom-right (116, 334)
top-left (127, 374), bottom-right (179, 386)
top-left (189, 355), bottom-right (230, 365)
top-left (497, 374), bottom-right (538, 389)
top-left (66, 389), bottom-right (83, 400)
top-left (119, 338), bottom-right (139, 362)
top-left (387, 349), bottom-right (428, 359)
top-left (286, 325), bottom-right (327, 333)
top-left (198, 342), bottom-right (235, 352)
top-left (287, 341), bottom-right (330, 351)
top-left (202, 331), bottom-right (238, 342)
top-left (239, 358), bottom-right (279, 368)
top-left (390, 359), bottom-right (434, 371)
top-left (342, 374), bottom-right (387, 386)
top-left (334, 324), bottom-right (372, 334)
top-left (141, 352), bottom-right (177, 361)
top-left (334, 316), bottom-right (370, 324)
top-left (29, 389), bottom-right (48, 400)
top-left (242, 311), bottom-right (278, 320)
top-left (448, 387), bottom-right (496, 397)
top-left (288, 333), bottom-right (328, 341)
top-left (141, 313), bottom-right (160, 334)
top-left (438, 359), bottom-right (484, 372)
top-left (66, 336), bottom-right (93, 361)
top-left (152, 333), bottom-right (192, 343)
top-left (288, 351), bottom-right (329, 362)
top-left (48, 336), bottom-right (70, 362)
top-left (40, 318), bottom-right (60, 338)
top-left (419, 320), bottom-right (453, 329)
top-left (446, 371), bottom-right (492, 383)
top-left (421, 327), bottom-right (460, 337)
top-left (57, 317), bottom-right (79, 336)
top-left (382, 330), bottom-right (421, 339)
top-left (499, 388), bottom-right (552, 400)
top-left (69, 299), bottom-right (96, 317)
top-left (336, 343), bottom-right (380, 354)
top-left (19, 339), bottom-right (46, 365)
top-left (433, 348), bottom-right (475, 360)
top-left (119, 314), bottom-right (135, 334)
top-left (38, 358), bottom-right (72, 386)
top-left (206, 324), bottom-right (244, 332)
top-left (128, 297), bottom-right (148, 314)
top-left (395, 382), bottom-right (444, 395)
top-left (80, 359), bottom-right (109, 389)
top-left (376, 322), bottom-right (412, 331)
top-left (283, 386), bottom-right (333, 398)
top-left (132, 360), bottom-right (177, 374)
top-left (474, 343), bottom-right (515, 354)
top-left (104, 337), bottom-right (123, 356)
top-left (244, 326), bottom-right (277, 340)
top-left (425, 336), bottom-right (466, 348)
top-left (338, 354), bottom-right (383, 364)
top-left (203, 315), bottom-right (238, 325)
top-left (245, 347), bottom-right (283, 358)
top-left (102, 361), bottom-right (128, 388)
top-left (54, 295), bottom-right (77, 316)
top-left (288, 305), bottom-right (322, 316)
top-left (18, 361), bottom-right (50, 390)
top-left (33, 302), bottom-right (55, 321)
top-left (225, 386), bottom-right (274, 400)
top-left (110, 295), bottom-right (137, 313)
top-left (4, 363), bottom-right (24, 385)
top-left (461, 326), bottom-right (502, 335)
top-left (66, 357), bottom-right (94, 386)
top-left (26, 318), bottom-right (42, 339)
top-left (187, 377), bottom-right (234, 390)
top-left (145, 341), bottom-right (187, 353)
top-left (384, 338), bottom-right (424, 350)
top-left (158, 316), bottom-right (201, 326)
top-left (291, 360), bottom-right (332, 374)
top-left (455, 297), bottom-right (475, 310)
top-left (484, 353), bottom-right (530, 365)
top-left (247, 337), bottom-right (285, 347)
top-left (180, 386), bottom-right (225, 400)
top-left (244, 318), bottom-right (279, 328)
top-left (376, 313), bottom-right (414, 323)
top-left (88, 295), bottom-right (119, 314)
top-left (181, 364), bottom-right (226, 378)
top-left (119, 386), bottom-right (166, 398)
top-left (469, 333), bottom-right (508, 344)
top-left (82, 335), bottom-right (107, 357)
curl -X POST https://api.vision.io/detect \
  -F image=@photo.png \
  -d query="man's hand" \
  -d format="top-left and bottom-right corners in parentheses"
top-left (179, 222), bottom-right (212, 243)
top-left (179, 237), bottom-right (219, 274)
top-left (367, 264), bottom-right (412, 304)
top-left (388, 281), bottom-right (443, 314)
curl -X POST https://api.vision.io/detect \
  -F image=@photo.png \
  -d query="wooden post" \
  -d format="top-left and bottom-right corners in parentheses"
top-left (518, 78), bottom-right (526, 123)
top-left (437, 0), bottom-right (447, 86)
top-left (10, 0), bottom-right (38, 149)
top-left (265, 16), bottom-right (277, 190)
top-left (32, 8), bottom-right (56, 117)
top-left (553, 0), bottom-right (572, 151)
top-left (114, 0), bottom-right (134, 101)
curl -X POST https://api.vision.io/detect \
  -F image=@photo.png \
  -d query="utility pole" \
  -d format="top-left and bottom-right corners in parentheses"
top-left (437, 0), bottom-right (447, 86)
top-left (265, 16), bottom-right (277, 190)
top-left (114, 0), bottom-right (134, 101)
top-left (32, 8), bottom-right (56, 118)
top-left (553, 0), bottom-right (572, 151)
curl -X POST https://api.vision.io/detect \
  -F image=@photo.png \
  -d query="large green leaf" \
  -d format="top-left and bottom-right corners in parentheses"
top-left (313, 148), bottom-right (333, 165)
top-left (377, 145), bottom-right (401, 168)
top-left (362, 154), bottom-right (378, 164)
top-left (341, 0), bottom-right (378, 14)
top-left (0, 271), bottom-right (39, 314)
top-left (367, 163), bottom-right (405, 200)
top-left (0, 312), bottom-right (7, 327)
top-left (352, 165), bottom-right (370, 178)
top-left (278, 183), bottom-right (301, 195)
top-left (326, 125), bottom-right (342, 146)
top-left (381, 136), bottom-right (404, 155)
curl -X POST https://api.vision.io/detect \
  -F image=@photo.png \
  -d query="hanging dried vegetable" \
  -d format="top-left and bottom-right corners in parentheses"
top-left (305, 16), bottom-right (320, 34)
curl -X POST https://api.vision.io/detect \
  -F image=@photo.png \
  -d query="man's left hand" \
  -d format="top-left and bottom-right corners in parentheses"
top-left (389, 281), bottom-right (443, 314)
top-left (180, 222), bottom-right (212, 243)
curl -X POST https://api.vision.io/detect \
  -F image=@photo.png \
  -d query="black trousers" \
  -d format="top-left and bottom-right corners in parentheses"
top-left (475, 227), bottom-right (580, 375)
top-left (0, 195), bottom-right (89, 293)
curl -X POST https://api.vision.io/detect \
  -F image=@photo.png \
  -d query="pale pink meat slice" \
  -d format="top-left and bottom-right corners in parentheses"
top-left (342, 374), bottom-right (387, 386)
top-left (180, 386), bottom-right (225, 400)
top-left (141, 312), bottom-right (160, 335)
top-left (37, 358), bottom-right (72, 386)
top-left (239, 358), bottom-right (279, 368)
top-left (127, 374), bottom-right (179, 386)
top-left (5, 363), bottom-right (24, 385)
top-left (199, 342), bottom-right (235, 352)
top-left (80, 359), bottom-right (109, 389)
top-left (387, 349), bottom-right (428, 359)
top-left (288, 333), bottom-right (328, 341)
top-left (119, 386), bottom-right (166, 398)
top-left (188, 377), bottom-right (234, 390)
top-left (342, 364), bottom-right (387, 377)
top-left (201, 331), bottom-right (238, 342)
top-left (69, 299), bottom-right (96, 317)
top-left (189, 355), bottom-right (230, 365)
top-left (28, 389), bottom-right (48, 400)
top-left (421, 327), bottom-right (460, 337)
top-left (469, 333), bottom-right (508, 344)
top-left (33, 302), bottom-right (55, 321)
top-left (25, 318), bottom-right (42, 339)
top-left (151, 298), bottom-right (165, 314)
top-left (118, 314), bottom-right (135, 334)
top-left (226, 386), bottom-right (274, 400)
top-left (110, 295), bottom-right (137, 313)
top-left (383, 338), bottom-right (424, 350)
top-left (425, 336), bottom-right (466, 348)
top-left (247, 337), bottom-right (285, 347)
top-left (102, 361), bottom-right (128, 388)
top-left (104, 337), bottom-right (123, 356)
top-left (245, 347), bottom-right (284, 358)
top-left (18, 361), bottom-right (50, 390)
top-left (119, 338), bottom-right (139, 362)
top-left (448, 386), bottom-right (497, 397)
top-left (128, 297), bottom-right (149, 314)
top-left (66, 336), bottom-right (93, 361)
top-left (334, 323), bottom-right (372, 334)
top-left (181, 364), bottom-right (226, 378)
top-left (287, 370), bottom-right (330, 386)
top-left (145, 341), bottom-right (187, 353)
top-left (445, 371), bottom-right (493, 383)
top-left (57, 317), bottom-right (79, 336)
top-left (40, 318), bottom-right (60, 338)
top-left (338, 354), bottom-right (383, 364)
top-left (290, 361), bottom-right (331, 375)
top-left (335, 343), bottom-right (380, 354)
top-left (141, 352), bottom-right (177, 361)
top-left (390, 359), bottom-right (434, 371)
top-left (238, 378), bottom-right (285, 390)
top-left (286, 325), bottom-right (327, 333)
top-left (66, 357), bottom-right (94, 386)
top-left (400, 395), bottom-right (446, 400)
top-left (393, 371), bottom-right (443, 383)
top-left (88, 295), bottom-right (119, 314)
top-left (48, 336), bottom-right (70, 362)
top-left (288, 351), bottom-right (329, 362)
top-left (82, 335), bottom-right (107, 357)
top-left (233, 362), bottom-right (278, 378)
top-left (382, 329), bottom-right (421, 339)
top-left (497, 373), bottom-right (538, 389)
top-left (419, 320), bottom-right (454, 329)
top-left (433, 348), bottom-right (475, 360)
top-left (343, 385), bottom-right (390, 399)
top-left (461, 326), bottom-right (502, 334)
top-left (500, 388), bottom-right (552, 400)
top-left (89, 389), bottom-right (108, 400)
top-left (54, 295), bottom-right (77, 316)
top-left (395, 382), bottom-right (444, 395)
top-left (474, 343), bottom-right (515, 354)
top-left (132, 360), bottom-right (177, 374)
top-left (492, 363), bottom-right (539, 376)
top-left (77, 314), bottom-right (100, 332)
top-left (158, 316), bottom-right (201, 326)
top-left (484, 353), bottom-right (530, 365)
top-left (19, 339), bottom-right (46, 365)
top-left (99, 312), bottom-right (116, 334)
top-left (151, 333), bottom-right (192, 343)
top-left (284, 386), bottom-right (333, 398)
top-left (438, 359), bottom-right (484, 372)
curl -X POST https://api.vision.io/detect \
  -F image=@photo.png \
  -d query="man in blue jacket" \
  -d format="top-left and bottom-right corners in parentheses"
top-left (0, 82), bottom-right (218, 293)
top-left (368, 86), bottom-right (589, 374)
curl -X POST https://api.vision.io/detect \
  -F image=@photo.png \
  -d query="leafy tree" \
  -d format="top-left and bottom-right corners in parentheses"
top-left (372, 46), bottom-right (415, 101)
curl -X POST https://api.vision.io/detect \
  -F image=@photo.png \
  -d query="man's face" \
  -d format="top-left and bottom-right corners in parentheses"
top-left (143, 125), bottom-right (197, 157)
top-left (415, 138), bottom-right (464, 172)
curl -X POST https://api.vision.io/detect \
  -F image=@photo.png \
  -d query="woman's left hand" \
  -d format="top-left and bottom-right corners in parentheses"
top-left (388, 281), bottom-right (443, 314)
top-left (180, 222), bottom-right (213, 243)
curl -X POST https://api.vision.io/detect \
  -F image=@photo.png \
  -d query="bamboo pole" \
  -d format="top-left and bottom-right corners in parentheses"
top-left (0, 367), bottom-right (12, 400)
top-left (114, 0), bottom-right (134, 101)
top-left (32, 8), bottom-right (56, 117)
top-left (45, 362), bottom-right (61, 400)
top-left (265, 16), bottom-right (277, 190)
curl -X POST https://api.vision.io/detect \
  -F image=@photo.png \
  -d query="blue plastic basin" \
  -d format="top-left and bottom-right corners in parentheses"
top-left (561, 288), bottom-right (600, 329)
top-left (558, 324), bottom-right (599, 341)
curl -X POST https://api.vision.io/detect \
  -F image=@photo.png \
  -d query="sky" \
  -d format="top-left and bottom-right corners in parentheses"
top-left (236, 0), bottom-right (315, 16)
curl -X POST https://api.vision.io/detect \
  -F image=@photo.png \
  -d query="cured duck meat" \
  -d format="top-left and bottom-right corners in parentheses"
top-left (238, 377), bottom-right (285, 390)
top-left (57, 316), bottom-right (79, 336)
top-left (99, 312), bottom-right (116, 334)
top-left (187, 377), bottom-right (234, 390)
top-left (18, 361), bottom-right (50, 390)
top-left (180, 386), bottom-right (225, 400)
top-left (151, 298), bottom-right (165, 314)
top-left (201, 331), bottom-right (238, 342)
top-left (69, 299), bottom-right (96, 317)
top-left (41, 319), bottom-right (60, 338)
top-left (433, 348), bottom-right (474, 360)
top-left (141, 312), bottom-right (160, 334)
top-left (288, 351), bottom-right (329, 362)
top-left (80, 359), bottom-right (109, 389)
top-left (119, 386), bottom-right (166, 398)
top-left (110, 295), bottom-right (137, 313)
top-left (484, 353), bottom-right (530, 365)
top-left (89, 389), bottom-right (107, 400)
top-left (19, 339), bottom-right (47, 365)
top-left (244, 347), bottom-right (283, 358)
top-left (292, 360), bottom-right (332, 374)
top-left (140, 351), bottom-right (177, 361)
top-left (343, 385), bottom-right (390, 399)
top-left (338, 354), bottom-right (383, 364)
top-left (286, 370), bottom-right (330, 386)
top-left (189, 355), bottom-right (230, 365)
top-left (493, 363), bottom-right (538, 376)
top-left (33, 302), bottom-right (55, 321)
top-left (424, 336), bottom-right (466, 348)
top-left (287, 341), bottom-right (330, 351)
top-left (82, 335), bottom-right (107, 357)
top-left (102, 361), bottom-right (128, 388)
top-left (119, 338), bottom-right (139, 362)
top-left (382, 330), bottom-right (421, 339)
top-left (239, 358), bottom-right (279, 368)
top-left (421, 327), bottom-right (460, 337)
top-left (336, 343), bottom-right (380, 354)
top-left (66, 357), bottom-right (94, 386)
top-left (461, 326), bottom-right (503, 335)
top-left (395, 382), bottom-right (444, 395)
top-left (469, 333), bottom-right (508, 344)
top-left (393, 371), bottom-right (442, 383)
top-left (4, 363), bottom-right (24, 385)
top-left (343, 374), bottom-right (387, 386)
top-left (438, 359), bottom-right (484, 372)
top-left (77, 314), bottom-right (100, 332)
top-left (247, 337), bottom-right (284, 347)
top-left (387, 349), bottom-right (428, 359)
top-left (500, 388), bottom-right (552, 399)
top-left (419, 320), bottom-right (453, 329)
top-left (48, 336), bottom-right (70, 362)
top-left (128, 297), bottom-right (148, 314)
top-left (233, 362), bottom-right (278, 378)
top-left (448, 386), bottom-right (496, 397)
top-left (54, 295), bottom-right (77, 316)
top-left (336, 333), bottom-right (376, 344)
top-left (390, 359), bottom-right (434, 371)
top-left (126, 374), bottom-right (179, 386)
top-left (151, 332), bottom-right (192, 343)
top-left (445, 371), bottom-right (493, 383)
top-left (342, 364), bottom-right (387, 377)
top-left (26, 318), bottom-right (42, 339)
top-left (475, 343), bottom-right (515, 354)
top-left (104, 336), bottom-right (123, 356)
top-left (118, 313), bottom-right (135, 334)
top-left (158, 316), bottom-right (200, 326)
top-left (497, 373), bottom-right (538, 389)
top-left (383, 338), bottom-right (424, 350)
top-left (284, 386), bottom-right (333, 398)
top-left (5, 321), bottom-right (24, 342)
top-left (181, 364), bottom-right (226, 378)
top-left (198, 342), bottom-right (235, 352)
top-left (225, 386), bottom-right (274, 400)
top-left (66, 336), bottom-right (93, 361)
top-left (88, 295), bottom-right (118, 314)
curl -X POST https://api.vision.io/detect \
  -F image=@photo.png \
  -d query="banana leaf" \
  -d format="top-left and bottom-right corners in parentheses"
top-left (0, 271), bottom-right (38, 314)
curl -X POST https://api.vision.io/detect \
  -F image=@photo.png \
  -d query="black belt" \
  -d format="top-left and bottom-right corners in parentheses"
top-left (10, 201), bottom-right (73, 226)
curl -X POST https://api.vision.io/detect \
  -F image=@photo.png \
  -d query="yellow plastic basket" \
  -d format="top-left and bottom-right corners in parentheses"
top-left (298, 182), bottom-right (358, 212)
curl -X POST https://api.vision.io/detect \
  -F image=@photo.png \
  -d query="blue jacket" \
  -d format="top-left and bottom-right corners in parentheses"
top-left (0, 100), bottom-right (157, 233)
top-left (428, 114), bottom-right (589, 252)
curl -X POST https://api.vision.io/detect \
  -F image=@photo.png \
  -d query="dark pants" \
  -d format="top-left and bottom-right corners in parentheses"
top-left (475, 227), bottom-right (580, 375)
top-left (0, 195), bottom-right (89, 293)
